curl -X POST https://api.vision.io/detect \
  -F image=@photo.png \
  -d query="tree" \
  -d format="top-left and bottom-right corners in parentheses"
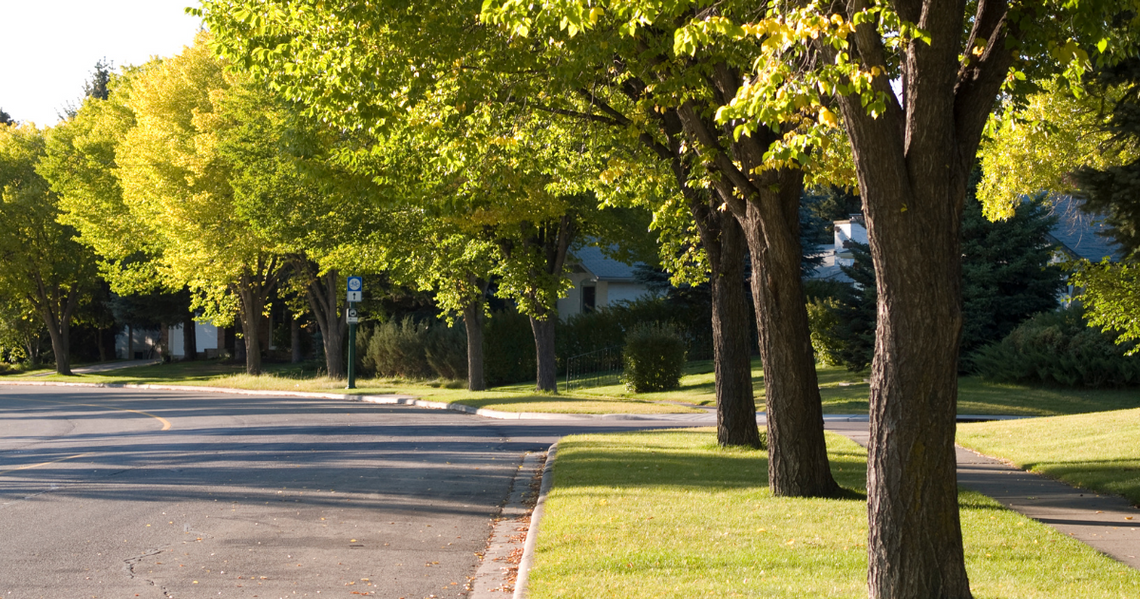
top-left (527, 0), bottom-right (1137, 595)
top-left (0, 123), bottom-right (99, 374)
top-left (827, 192), bottom-right (1064, 371)
top-left (0, 109), bottom-right (12, 125)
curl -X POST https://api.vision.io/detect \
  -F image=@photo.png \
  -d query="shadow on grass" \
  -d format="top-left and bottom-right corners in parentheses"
top-left (552, 430), bottom-right (867, 500)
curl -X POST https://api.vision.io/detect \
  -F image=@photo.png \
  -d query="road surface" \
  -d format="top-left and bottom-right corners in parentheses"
top-left (0, 385), bottom-right (672, 599)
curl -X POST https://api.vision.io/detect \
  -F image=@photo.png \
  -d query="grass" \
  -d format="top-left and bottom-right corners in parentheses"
top-left (957, 408), bottom-right (1140, 506)
top-left (13, 356), bottom-right (1139, 417)
top-left (18, 359), bottom-right (702, 416)
top-left (530, 429), bottom-right (1140, 598)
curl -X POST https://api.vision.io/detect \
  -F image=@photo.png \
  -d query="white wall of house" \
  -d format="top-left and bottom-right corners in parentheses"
top-left (167, 322), bottom-right (220, 357)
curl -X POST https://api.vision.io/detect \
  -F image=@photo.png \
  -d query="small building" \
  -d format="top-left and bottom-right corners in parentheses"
top-left (558, 244), bottom-right (659, 319)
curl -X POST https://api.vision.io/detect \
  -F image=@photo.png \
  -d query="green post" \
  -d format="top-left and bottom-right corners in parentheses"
top-left (347, 320), bottom-right (357, 390)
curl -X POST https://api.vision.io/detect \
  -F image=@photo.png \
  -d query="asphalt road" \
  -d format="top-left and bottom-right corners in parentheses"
top-left (0, 385), bottom-right (677, 599)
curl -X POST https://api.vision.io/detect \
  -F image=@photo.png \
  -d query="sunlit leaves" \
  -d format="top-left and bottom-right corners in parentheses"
top-left (1070, 259), bottom-right (1140, 354)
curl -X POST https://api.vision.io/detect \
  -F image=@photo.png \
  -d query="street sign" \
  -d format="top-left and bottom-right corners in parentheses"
top-left (346, 307), bottom-right (360, 324)
top-left (346, 276), bottom-right (363, 303)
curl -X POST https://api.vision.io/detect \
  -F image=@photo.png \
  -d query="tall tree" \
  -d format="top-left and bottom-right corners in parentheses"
top-left (0, 123), bottom-right (99, 374)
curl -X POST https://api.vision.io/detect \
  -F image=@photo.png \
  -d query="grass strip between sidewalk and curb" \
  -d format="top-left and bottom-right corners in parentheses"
top-left (957, 407), bottom-right (1140, 506)
top-left (8, 358), bottom-right (1138, 417)
top-left (524, 428), bottom-right (1140, 599)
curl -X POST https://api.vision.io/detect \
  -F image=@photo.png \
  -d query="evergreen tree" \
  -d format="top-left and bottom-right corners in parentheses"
top-left (826, 191), bottom-right (1064, 371)
top-left (0, 109), bottom-right (12, 125)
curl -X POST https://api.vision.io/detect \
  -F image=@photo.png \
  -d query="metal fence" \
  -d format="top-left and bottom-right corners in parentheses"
top-left (564, 345), bottom-right (624, 391)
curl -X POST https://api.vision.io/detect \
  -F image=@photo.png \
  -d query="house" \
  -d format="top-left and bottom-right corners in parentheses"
top-left (806, 214), bottom-right (867, 284)
top-left (557, 244), bottom-right (659, 319)
top-left (115, 321), bottom-right (223, 360)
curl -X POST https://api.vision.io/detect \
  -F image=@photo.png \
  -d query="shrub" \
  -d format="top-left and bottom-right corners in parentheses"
top-left (360, 316), bottom-right (434, 379)
top-left (970, 305), bottom-right (1140, 387)
top-left (424, 323), bottom-right (467, 381)
top-left (483, 309), bottom-right (536, 387)
top-left (806, 296), bottom-right (845, 366)
top-left (622, 322), bottom-right (687, 392)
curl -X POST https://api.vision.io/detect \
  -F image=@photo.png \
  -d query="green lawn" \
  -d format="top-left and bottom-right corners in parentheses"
top-left (17, 359), bottom-right (702, 416)
top-left (13, 357), bottom-right (1138, 417)
top-left (957, 408), bottom-right (1140, 506)
top-left (530, 429), bottom-right (1140, 598)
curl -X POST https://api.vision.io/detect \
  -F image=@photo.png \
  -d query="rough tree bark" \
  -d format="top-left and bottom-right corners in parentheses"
top-left (233, 255), bottom-right (280, 375)
top-left (672, 90), bottom-right (839, 497)
top-left (461, 279), bottom-right (488, 391)
top-left (31, 273), bottom-right (81, 376)
top-left (290, 313), bottom-right (303, 364)
top-left (301, 265), bottom-right (347, 379)
top-left (827, 0), bottom-right (1017, 595)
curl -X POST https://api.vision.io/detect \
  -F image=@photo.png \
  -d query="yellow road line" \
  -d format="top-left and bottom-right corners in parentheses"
top-left (0, 452), bottom-right (92, 476)
top-left (11, 398), bottom-right (172, 431)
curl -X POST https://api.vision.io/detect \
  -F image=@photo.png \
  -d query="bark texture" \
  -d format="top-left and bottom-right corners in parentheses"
top-left (462, 300), bottom-right (486, 391)
top-left (233, 255), bottom-right (280, 375)
top-left (302, 266), bottom-right (348, 379)
top-left (672, 83), bottom-right (839, 496)
top-left (529, 315), bottom-right (558, 392)
top-left (32, 272), bottom-right (81, 376)
top-left (828, 0), bottom-right (1017, 595)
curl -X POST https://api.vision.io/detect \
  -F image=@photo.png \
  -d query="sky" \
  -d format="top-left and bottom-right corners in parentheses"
top-left (0, 0), bottom-right (204, 126)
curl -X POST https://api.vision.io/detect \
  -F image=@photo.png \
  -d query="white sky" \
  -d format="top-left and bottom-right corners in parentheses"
top-left (0, 1), bottom-right (204, 126)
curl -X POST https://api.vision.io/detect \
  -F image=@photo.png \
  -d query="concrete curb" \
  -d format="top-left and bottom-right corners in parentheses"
top-left (0, 380), bottom-right (717, 422)
top-left (513, 442), bottom-right (557, 599)
top-left (470, 452), bottom-right (546, 598)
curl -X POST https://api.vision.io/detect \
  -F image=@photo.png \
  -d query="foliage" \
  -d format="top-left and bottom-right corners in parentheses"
top-left (806, 296), bottom-right (845, 367)
top-left (1071, 260), bottom-right (1140, 354)
top-left (359, 317), bottom-right (435, 379)
top-left (0, 122), bottom-right (99, 373)
top-left (622, 322), bottom-right (686, 392)
top-left (559, 295), bottom-right (714, 362)
top-left (978, 78), bottom-right (1133, 220)
top-left (817, 192), bottom-right (1064, 371)
top-left (970, 305), bottom-right (1140, 387)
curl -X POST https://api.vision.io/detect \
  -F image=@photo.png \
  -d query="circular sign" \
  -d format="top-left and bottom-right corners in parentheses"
top-left (348, 277), bottom-right (362, 291)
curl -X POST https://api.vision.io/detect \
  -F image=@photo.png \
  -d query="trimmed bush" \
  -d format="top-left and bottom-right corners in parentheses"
top-left (484, 309), bottom-right (536, 387)
top-left (622, 322), bottom-right (687, 392)
top-left (970, 305), bottom-right (1140, 388)
top-left (806, 296), bottom-right (845, 366)
top-left (360, 317), bottom-right (434, 379)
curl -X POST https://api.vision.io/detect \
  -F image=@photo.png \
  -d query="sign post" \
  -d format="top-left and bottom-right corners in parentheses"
top-left (345, 276), bottom-right (362, 389)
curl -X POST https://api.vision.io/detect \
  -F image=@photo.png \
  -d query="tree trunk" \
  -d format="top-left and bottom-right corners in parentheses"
top-left (463, 301), bottom-right (486, 391)
top-left (127, 324), bottom-right (134, 361)
top-left (303, 266), bottom-right (346, 379)
top-left (291, 313), bottom-right (303, 364)
top-left (97, 328), bottom-right (107, 362)
top-left (183, 314), bottom-right (197, 361)
top-left (827, 0), bottom-right (1017, 592)
top-left (43, 312), bottom-right (72, 375)
top-left (530, 314), bottom-right (557, 392)
top-left (734, 187), bottom-right (839, 497)
top-left (704, 208), bottom-right (760, 448)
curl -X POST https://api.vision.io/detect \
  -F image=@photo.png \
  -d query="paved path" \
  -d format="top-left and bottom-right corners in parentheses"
top-left (823, 417), bottom-right (1140, 569)
top-left (25, 359), bottom-right (161, 377)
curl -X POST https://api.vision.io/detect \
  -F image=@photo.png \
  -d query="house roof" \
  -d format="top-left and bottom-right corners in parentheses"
top-left (572, 244), bottom-right (641, 282)
top-left (1048, 196), bottom-right (1123, 262)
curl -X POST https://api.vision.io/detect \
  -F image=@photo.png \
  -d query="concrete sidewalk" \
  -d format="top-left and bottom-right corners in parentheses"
top-left (25, 358), bottom-right (161, 377)
top-left (824, 419), bottom-right (1140, 569)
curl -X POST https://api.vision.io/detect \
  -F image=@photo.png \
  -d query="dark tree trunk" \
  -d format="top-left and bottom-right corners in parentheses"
top-left (530, 314), bottom-right (558, 392)
top-left (183, 315), bottom-right (197, 361)
top-left (704, 208), bottom-right (760, 448)
top-left (291, 314), bottom-right (303, 364)
top-left (667, 91), bottom-right (838, 496)
top-left (462, 300), bottom-right (486, 391)
top-left (127, 325), bottom-right (134, 361)
top-left (733, 182), bottom-right (839, 497)
top-left (97, 328), bottom-right (107, 362)
top-left (827, 0), bottom-right (1016, 594)
top-left (301, 264), bottom-right (346, 379)
top-left (43, 316), bottom-right (72, 375)
top-left (233, 256), bottom-right (280, 375)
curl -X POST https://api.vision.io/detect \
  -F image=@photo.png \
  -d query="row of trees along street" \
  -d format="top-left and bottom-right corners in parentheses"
top-left (0, 0), bottom-right (1138, 597)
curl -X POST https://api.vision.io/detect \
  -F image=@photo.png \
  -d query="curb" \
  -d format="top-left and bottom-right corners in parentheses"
top-left (470, 451), bottom-right (546, 598)
top-left (0, 380), bottom-right (714, 422)
top-left (513, 442), bottom-right (557, 599)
